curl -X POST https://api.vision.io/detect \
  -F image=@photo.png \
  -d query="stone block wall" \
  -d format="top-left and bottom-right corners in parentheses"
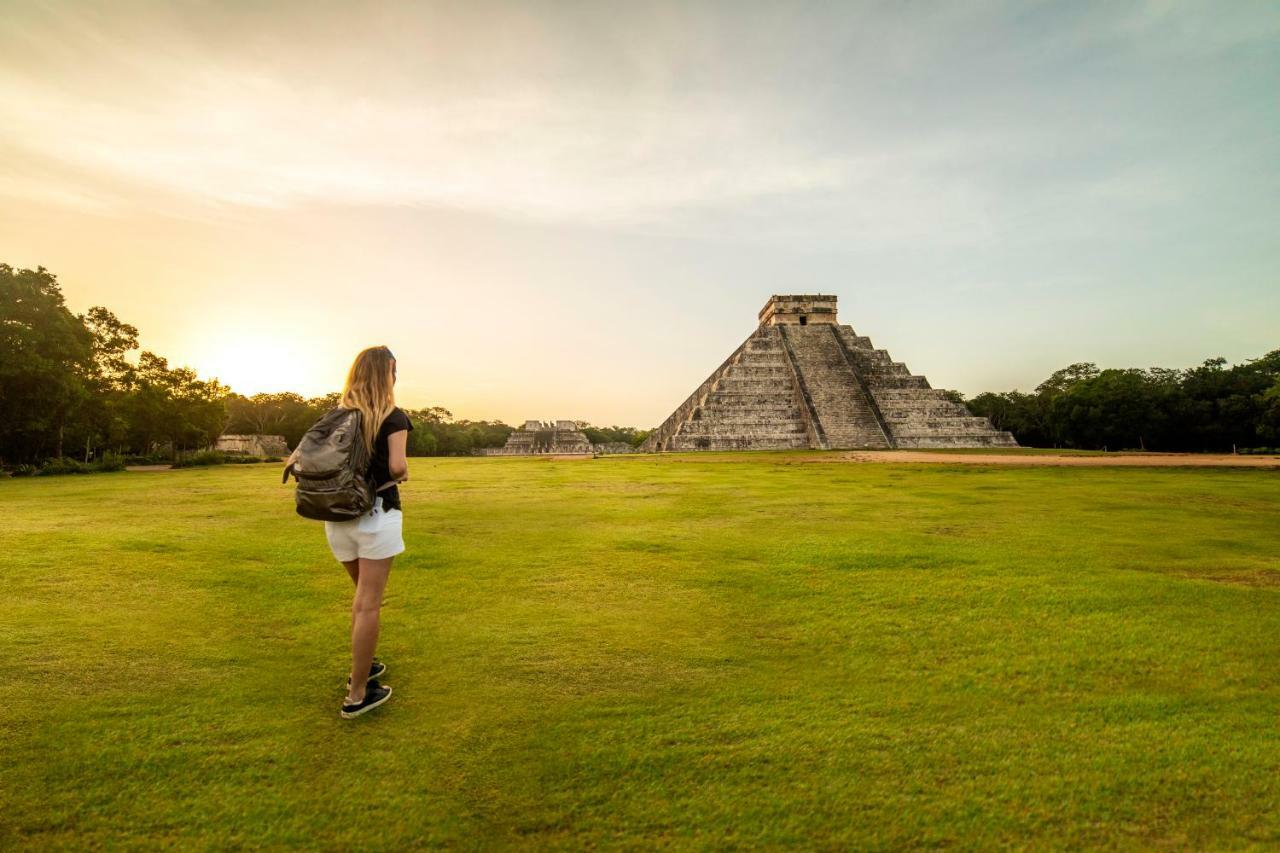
top-left (214, 434), bottom-right (290, 456)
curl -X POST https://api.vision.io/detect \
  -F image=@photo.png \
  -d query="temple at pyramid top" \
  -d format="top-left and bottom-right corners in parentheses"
top-left (641, 293), bottom-right (1017, 452)
top-left (757, 294), bottom-right (840, 326)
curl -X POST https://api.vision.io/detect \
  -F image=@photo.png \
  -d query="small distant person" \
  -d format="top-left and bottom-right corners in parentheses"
top-left (284, 345), bottom-right (413, 718)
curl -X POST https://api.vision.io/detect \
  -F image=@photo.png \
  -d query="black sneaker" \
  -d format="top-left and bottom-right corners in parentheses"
top-left (347, 660), bottom-right (387, 687)
top-left (341, 680), bottom-right (392, 719)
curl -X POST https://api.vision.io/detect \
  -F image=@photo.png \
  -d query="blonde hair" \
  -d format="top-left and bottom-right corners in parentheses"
top-left (340, 346), bottom-right (397, 455)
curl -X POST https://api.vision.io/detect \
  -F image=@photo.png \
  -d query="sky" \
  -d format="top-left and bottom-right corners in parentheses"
top-left (2, 0), bottom-right (1277, 426)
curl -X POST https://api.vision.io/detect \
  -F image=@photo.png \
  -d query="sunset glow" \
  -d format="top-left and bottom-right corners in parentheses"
top-left (2, 1), bottom-right (1277, 424)
top-left (184, 331), bottom-right (334, 399)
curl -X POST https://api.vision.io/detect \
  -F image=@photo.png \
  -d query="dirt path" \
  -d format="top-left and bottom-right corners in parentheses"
top-left (823, 451), bottom-right (1280, 468)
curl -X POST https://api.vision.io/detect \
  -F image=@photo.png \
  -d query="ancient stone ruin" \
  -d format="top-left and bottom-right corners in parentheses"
top-left (214, 434), bottom-right (290, 456)
top-left (641, 295), bottom-right (1017, 452)
top-left (591, 442), bottom-right (639, 456)
top-left (482, 420), bottom-right (594, 456)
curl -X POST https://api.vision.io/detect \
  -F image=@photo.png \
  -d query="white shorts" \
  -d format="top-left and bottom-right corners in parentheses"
top-left (324, 497), bottom-right (405, 561)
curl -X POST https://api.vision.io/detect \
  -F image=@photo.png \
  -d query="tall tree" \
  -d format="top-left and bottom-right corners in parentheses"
top-left (121, 353), bottom-right (229, 460)
top-left (0, 265), bottom-right (94, 463)
top-left (73, 306), bottom-right (140, 460)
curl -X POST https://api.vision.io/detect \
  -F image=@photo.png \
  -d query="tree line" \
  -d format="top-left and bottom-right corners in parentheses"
top-left (1, 263), bottom-right (645, 466)
top-left (2, 265), bottom-right (227, 465)
top-left (224, 394), bottom-right (520, 457)
top-left (223, 401), bottom-right (651, 455)
top-left (964, 354), bottom-right (1280, 451)
top-left (5, 262), bottom-right (1275, 464)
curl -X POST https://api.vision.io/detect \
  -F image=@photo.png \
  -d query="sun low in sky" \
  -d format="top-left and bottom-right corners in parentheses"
top-left (2, 1), bottom-right (1277, 425)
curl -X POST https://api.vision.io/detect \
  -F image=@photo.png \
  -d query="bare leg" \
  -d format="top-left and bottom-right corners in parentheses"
top-left (347, 556), bottom-right (393, 704)
top-left (341, 558), bottom-right (359, 587)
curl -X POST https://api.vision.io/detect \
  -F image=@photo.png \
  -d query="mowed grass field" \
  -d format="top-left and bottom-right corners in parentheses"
top-left (2, 454), bottom-right (1278, 849)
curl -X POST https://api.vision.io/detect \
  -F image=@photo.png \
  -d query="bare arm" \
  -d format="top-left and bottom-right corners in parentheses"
top-left (282, 445), bottom-right (301, 484)
top-left (387, 429), bottom-right (409, 483)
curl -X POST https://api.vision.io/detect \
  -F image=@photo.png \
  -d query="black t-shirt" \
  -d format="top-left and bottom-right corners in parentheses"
top-left (368, 407), bottom-right (413, 511)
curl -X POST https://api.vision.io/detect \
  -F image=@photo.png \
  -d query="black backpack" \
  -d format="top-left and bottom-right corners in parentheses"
top-left (282, 408), bottom-right (374, 521)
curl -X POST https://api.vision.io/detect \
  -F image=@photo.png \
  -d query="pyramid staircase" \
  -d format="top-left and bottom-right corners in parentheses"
top-left (643, 295), bottom-right (1016, 452)
top-left (833, 328), bottom-right (1017, 448)
top-left (654, 326), bottom-right (812, 452)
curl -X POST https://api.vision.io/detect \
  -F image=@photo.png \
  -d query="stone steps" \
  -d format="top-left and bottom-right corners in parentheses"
top-left (715, 377), bottom-right (798, 393)
top-left (720, 365), bottom-right (793, 379)
top-left (863, 376), bottom-right (932, 389)
top-left (781, 326), bottom-right (890, 449)
top-left (895, 433), bottom-right (1019, 448)
top-left (676, 421), bottom-right (808, 436)
top-left (649, 326), bottom-right (813, 450)
top-left (667, 435), bottom-right (811, 451)
top-left (881, 405), bottom-right (973, 420)
top-left (891, 421), bottom-right (1007, 437)
top-left (830, 331), bottom-right (1015, 446)
top-left (871, 388), bottom-right (955, 401)
top-left (696, 407), bottom-right (799, 418)
top-left (702, 393), bottom-right (797, 406)
top-left (693, 410), bottom-right (802, 422)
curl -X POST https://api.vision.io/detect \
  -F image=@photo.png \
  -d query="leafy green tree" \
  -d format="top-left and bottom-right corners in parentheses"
top-left (1258, 376), bottom-right (1280, 445)
top-left (225, 392), bottom-right (319, 447)
top-left (967, 391), bottom-right (1051, 447)
top-left (70, 306), bottom-right (140, 460)
top-left (0, 265), bottom-right (94, 463)
top-left (1035, 362), bottom-right (1100, 397)
top-left (970, 352), bottom-right (1280, 451)
top-left (1051, 369), bottom-right (1166, 450)
top-left (121, 353), bottom-right (228, 460)
top-left (1181, 353), bottom-right (1280, 450)
top-left (400, 407), bottom-right (513, 456)
top-left (580, 424), bottom-right (650, 447)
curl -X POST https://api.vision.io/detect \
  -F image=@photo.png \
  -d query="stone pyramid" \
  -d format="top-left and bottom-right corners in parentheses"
top-left (642, 295), bottom-right (1017, 452)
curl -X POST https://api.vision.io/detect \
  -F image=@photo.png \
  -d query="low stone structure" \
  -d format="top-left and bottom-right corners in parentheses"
top-left (592, 442), bottom-right (639, 456)
top-left (642, 295), bottom-right (1017, 452)
top-left (214, 434), bottom-right (290, 456)
top-left (481, 420), bottom-right (594, 456)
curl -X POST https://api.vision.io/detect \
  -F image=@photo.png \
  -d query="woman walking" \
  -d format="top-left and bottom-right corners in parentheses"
top-left (287, 345), bottom-right (412, 718)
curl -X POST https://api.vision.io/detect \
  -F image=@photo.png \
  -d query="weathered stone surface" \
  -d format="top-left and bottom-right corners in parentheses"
top-left (758, 293), bottom-right (839, 326)
top-left (592, 442), bottom-right (638, 455)
top-left (214, 434), bottom-right (290, 456)
top-left (481, 420), bottom-right (594, 455)
top-left (642, 295), bottom-right (1017, 452)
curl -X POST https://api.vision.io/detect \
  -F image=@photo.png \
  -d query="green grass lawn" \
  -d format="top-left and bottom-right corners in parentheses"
top-left (2, 456), bottom-right (1278, 848)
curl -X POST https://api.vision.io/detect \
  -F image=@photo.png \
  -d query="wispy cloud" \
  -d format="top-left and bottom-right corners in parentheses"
top-left (1, 1), bottom-right (1275, 422)
top-left (0, 3), bottom-right (864, 222)
top-left (1, 0), bottom-right (1276, 244)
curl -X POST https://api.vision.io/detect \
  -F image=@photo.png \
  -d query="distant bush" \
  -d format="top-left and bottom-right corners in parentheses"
top-left (97, 452), bottom-right (127, 472)
top-left (40, 457), bottom-right (91, 475)
top-left (11, 464), bottom-right (39, 477)
top-left (172, 451), bottom-right (280, 468)
top-left (124, 454), bottom-right (170, 465)
top-left (33, 454), bottom-right (129, 475)
top-left (172, 451), bottom-right (229, 468)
